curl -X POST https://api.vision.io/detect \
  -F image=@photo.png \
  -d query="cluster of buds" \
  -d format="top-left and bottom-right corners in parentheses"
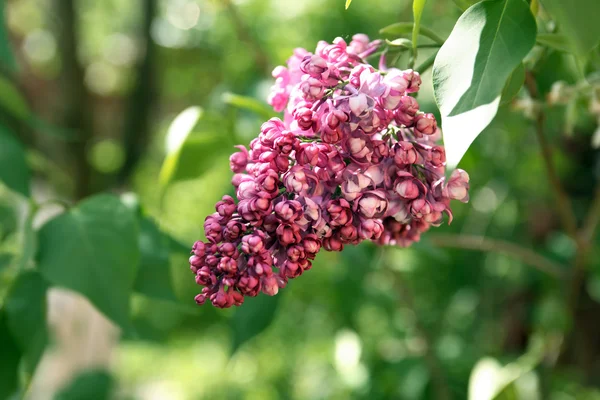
top-left (190, 34), bottom-right (470, 308)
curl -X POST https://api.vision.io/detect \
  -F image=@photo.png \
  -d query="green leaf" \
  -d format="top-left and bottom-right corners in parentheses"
top-left (345, 0), bottom-right (352, 9)
top-left (536, 33), bottom-right (573, 53)
top-left (159, 107), bottom-right (234, 187)
top-left (500, 63), bottom-right (525, 105)
top-left (0, 3), bottom-right (16, 71)
top-left (0, 75), bottom-right (30, 120)
top-left (433, 0), bottom-right (536, 168)
top-left (0, 125), bottom-right (30, 196)
top-left (4, 271), bottom-right (49, 375)
top-left (412, 0), bottom-right (428, 52)
top-left (55, 369), bottom-right (114, 400)
top-left (231, 292), bottom-right (282, 353)
top-left (134, 216), bottom-right (177, 302)
top-left (38, 194), bottom-right (140, 330)
top-left (540, 0), bottom-right (600, 55)
top-left (379, 22), bottom-right (445, 45)
top-left (222, 92), bottom-right (276, 120)
top-left (0, 310), bottom-right (21, 400)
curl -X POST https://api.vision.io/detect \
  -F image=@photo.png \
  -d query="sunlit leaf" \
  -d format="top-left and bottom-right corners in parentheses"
top-left (134, 216), bottom-right (177, 302)
top-left (55, 369), bottom-right (114, 400)
top-left (469, 358), bottom-right (505, 400)
top-left (433, 0), bottom-right (536, 168)
top-left (4, 271), bottom-right (49, 375)
top-left (0, 310), bottom-right (21, 400)
top-left (38, 194), bottom-right (139, 330)
top-left (159, 107), bottom-right (234, 187)
top-left (345, 0), bottom-right (352, 9)
top-left (231, 292), bottom-right (282, 353)
top-left (0, 125), bottom-right (30, 196)
top-left (223, 92), bottom-right (276, 120)
top-left (500, 63), bottom-right (525, 105)
top-left (540, 0), bottom-right (600, 55)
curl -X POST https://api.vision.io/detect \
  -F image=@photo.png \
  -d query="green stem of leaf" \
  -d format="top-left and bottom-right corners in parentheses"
top-left (415, 49), bottom-right (439, 74)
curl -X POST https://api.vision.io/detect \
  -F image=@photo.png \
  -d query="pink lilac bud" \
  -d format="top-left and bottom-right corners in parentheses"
top-left (394, 141), bottom-right (418, 166)
top-left (293, 103), bottom-right (315, 130)
top-left (326, 199), bottom-right (353, 227)
top-left (230, 145), bottom-right (248, 173)
top-left (414, 113), bottom-right (437, 137)
top-left (402, 70), bottom-right (421, 93)
top-left (357, 190), bottom-right (388, 218)
top-left (446, 169), bottom-right (470, 202)
top-left (394, 96), bottom-right (420, 126)
top-left (274, 200), bottom-right (303, 222)
top-left (429, 146), bottom-right (446, 167)
top-left (216, 195), bottom-right (236, 218)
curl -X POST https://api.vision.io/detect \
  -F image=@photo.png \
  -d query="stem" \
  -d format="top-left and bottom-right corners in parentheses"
top-left (427, 234), bottom-right (566, 278)
top-left (415, 50), bottom-right (438, 74)
top-left (524, 71), bottom-right (579, 240)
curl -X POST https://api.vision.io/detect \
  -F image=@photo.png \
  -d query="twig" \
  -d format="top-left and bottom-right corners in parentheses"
top-left (427, 234), bottom-right (566, 278)
top-left (222, 0), bottom-right (270, 74)
top-left (524, 71), bottom-right (579, 240)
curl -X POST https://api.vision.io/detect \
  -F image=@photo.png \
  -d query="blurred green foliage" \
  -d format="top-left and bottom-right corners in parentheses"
top-left (0, 0), bottom-right (599, 399)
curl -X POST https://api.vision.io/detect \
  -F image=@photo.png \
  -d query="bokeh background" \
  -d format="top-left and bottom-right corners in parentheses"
top-left (1, 0), bottom-right (600, 399)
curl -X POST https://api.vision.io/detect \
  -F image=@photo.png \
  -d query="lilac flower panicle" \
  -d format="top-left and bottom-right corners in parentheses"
top-left (190, 34), bottom-right (470, 308)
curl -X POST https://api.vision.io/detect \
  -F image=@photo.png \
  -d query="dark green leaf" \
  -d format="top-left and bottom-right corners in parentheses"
top-left (0, 125), bottom-right (30, 196)
top-left (443, 0), bottom-right (537, 115)
top-left (0, 253), bottom-right (12, 271)
top-left (38, 194), bottom-right (139, 329)
top-left (0, 310), bottom-right (21, 400)
top-left (0, 3), bottom-right (16, 71)
top-left (134, 216), bottom-right (177, 302)
top-left (159, 107), bottom-right (234, 187)
top-left (54, 369), bottom-right (114, 400)
top-left (379, 22), bottom-right (445, 45)
top-left (433, 0), bottom-right (536, 168)
top-left (5, 271), bottom-right (49, 375)
top-left (222, 93), bottom-right (276, 120)
top-left (500, 63), bottom-right (525, 105)
top-left (540, 0), bottom-right (600, 55)
top-left (231, 292), bottom-right (282, 353)
top-left (536, 33), bottom-right (573, 53)
top-left (0, 75), bottom-right (29, 120)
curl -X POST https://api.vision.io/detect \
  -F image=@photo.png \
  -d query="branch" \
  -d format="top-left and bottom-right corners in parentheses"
top-left (427, 234), bottom-right (566, 278)
top-left (523, 71), bottom-right (579, 241)
top-left (222, 0), bottom-right (270, 74)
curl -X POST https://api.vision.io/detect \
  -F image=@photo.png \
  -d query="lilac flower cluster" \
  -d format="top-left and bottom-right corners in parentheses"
top-left (190, 34), bottom-right (470, 308)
